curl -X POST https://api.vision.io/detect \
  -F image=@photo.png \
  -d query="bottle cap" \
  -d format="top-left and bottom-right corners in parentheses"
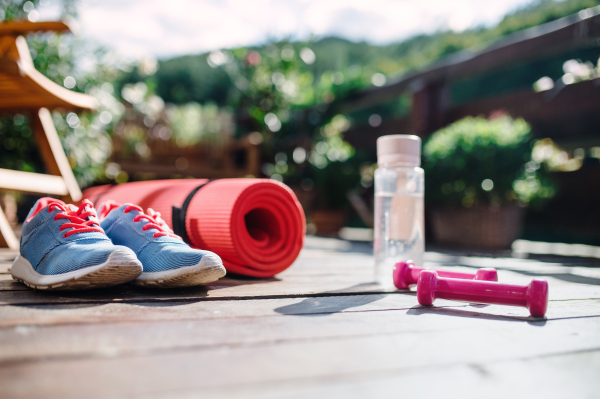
top-left (377, 135), bottom-right (421, 167)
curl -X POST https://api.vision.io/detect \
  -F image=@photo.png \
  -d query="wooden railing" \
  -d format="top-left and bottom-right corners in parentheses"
top-left (111, 137), bottom-right (261, 179)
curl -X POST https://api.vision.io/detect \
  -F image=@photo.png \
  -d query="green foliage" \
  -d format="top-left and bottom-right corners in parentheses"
top-left (140, 0), bottom-right (600, 129)
top-left (492, 0), bottom-right (600, 36)
top-left (423, 116), bottom-right (555, 208)
top-left (124, 54), bottom-right (232, 105)
top-left (210, 42), bottom-right (368, 168)
top-left (3, 0), bottom-right (593, 202)
top-left (51, 111), bottom-right (113, 185)
top-left (0, 114), bottom-right (37, 173)
top-left (0, 0), bottom-right (125, 187)
top-left (379, 0), bottom-right (600, 77)
top-left (166, 102), bottom-right (233, 147)
top-left (134, 0), bottom-right (598, 211)
top-left (312, 158), bottom-right (361, 210)
top-left (189, 42), bottom-right (369, 209)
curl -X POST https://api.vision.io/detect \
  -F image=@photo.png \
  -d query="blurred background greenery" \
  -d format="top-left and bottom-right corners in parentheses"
top-left (423, 115), bottom-right (556, 209)
top-left (2, 0), bottom-right (600, 245)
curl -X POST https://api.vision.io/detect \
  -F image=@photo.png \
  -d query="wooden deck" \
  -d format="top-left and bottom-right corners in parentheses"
top-left (0, 236), bottom-right (599, 398)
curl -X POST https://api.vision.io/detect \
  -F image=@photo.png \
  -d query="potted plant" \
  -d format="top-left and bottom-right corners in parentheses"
top-left (423, 115), bottom-right (555, 249)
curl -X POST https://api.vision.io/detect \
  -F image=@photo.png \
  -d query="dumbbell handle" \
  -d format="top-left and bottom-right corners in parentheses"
top-left (417, 270), bottom-right (549, 317)
top-left (393, 261), bottom-right (498, 289)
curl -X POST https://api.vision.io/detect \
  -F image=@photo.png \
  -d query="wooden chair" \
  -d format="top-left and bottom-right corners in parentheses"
top-left (0, 20), bottom-right (97, 249)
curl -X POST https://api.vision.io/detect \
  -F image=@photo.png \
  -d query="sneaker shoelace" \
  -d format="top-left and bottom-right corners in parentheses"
top-left (49, 199), bottom-right (105, 238)
top-left (124, 205), bottom-right (182, 240)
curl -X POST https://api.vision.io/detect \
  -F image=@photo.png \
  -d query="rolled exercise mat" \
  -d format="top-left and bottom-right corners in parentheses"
top-left (82, 179), bottom-right (306, 277)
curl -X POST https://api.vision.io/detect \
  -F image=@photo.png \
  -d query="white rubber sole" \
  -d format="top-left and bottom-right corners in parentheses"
top-left (11, 247), bottom-right (143, 291)
top-left (132, 252), bottom-right (226, 288)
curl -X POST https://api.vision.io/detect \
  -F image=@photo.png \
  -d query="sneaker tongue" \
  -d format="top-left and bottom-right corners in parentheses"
top-left (97, 201), bottom-right (122, 221)
top-left (40, 197), bottom-right (66, 209)
top-left (146, 208), bottom-right (174, 233)
top-left (26, 197), bottom-right (68, 222)
top-left (70, 203), bottom-right (97, 223)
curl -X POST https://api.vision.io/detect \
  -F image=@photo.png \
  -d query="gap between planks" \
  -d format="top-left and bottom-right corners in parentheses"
top-left (0, 294), bottom-right (599, 328)
top-left (0, 279), bottom-right (597, 306)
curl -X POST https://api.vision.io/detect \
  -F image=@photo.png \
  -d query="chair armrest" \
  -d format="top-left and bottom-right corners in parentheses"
top-left (0, 20), bottom-right (71, 36)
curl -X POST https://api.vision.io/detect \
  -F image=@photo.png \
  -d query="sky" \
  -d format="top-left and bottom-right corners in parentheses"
top-left (37, 0), bottom-right (536, 60)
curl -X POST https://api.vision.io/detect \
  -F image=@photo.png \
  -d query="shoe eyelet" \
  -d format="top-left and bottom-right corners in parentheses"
top-left (62, 234), bottom-right (68, 238)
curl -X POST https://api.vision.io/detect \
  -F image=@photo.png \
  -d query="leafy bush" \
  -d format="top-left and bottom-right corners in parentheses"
top-left (166, 102), bottom-right (233, 147)
top-left (312, 160), bottom-right (360, 210)
top-left (423, 116), bottom-right (555, 208)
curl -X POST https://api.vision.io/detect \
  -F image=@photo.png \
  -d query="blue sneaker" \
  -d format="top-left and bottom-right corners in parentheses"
top-left (97, 201), bottom-right (226, 288)
top-left (11, 198), bottom-right (143, 290)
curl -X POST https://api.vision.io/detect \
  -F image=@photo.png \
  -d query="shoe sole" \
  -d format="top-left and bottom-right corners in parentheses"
top-left (11, 247), bottom-right (143, 291)
top-left (133, 253), bottom-right (226, 288)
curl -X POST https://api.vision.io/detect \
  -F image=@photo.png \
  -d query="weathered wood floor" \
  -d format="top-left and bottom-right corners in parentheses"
top-left (0, 236), bottom-right (599, 398)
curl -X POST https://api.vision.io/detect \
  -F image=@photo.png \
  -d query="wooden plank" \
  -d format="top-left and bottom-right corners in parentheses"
top-left (0, 169), bottom-right (69, 196)
top-left (21, 73), bottom-right (95, 112)
top-left (0, 268), bottom-right (597, 306)
top-left (0, 294), bottom-right (415, 327)
top-left (0, 276), bottom-right (28, 289)
top-left (0, 280), bottom-right (391, 306)
top-left (424, 250), bottom-right (600, 268)
top-left (0, 249), bottom-right (16, 273)
top-left (0, 243), bottom-right (598, 294)
top-left (0, 264), bottom-right (14, 274)
top-left (0, 279), bottom-right (29, 292)
top-left (0, 238), bottom-right (597, 398)
top-left (0, 315), bottom-right (598, 398)
top-left (2, 289), bottom-right (597, 329)
top-left (0, 35), bottom-right (97, 112)
top-left (191, 349), bottom-right (600, 399)
top-left (0, 239), bottom-right (598, 302)
top-left (425, 252), bottom-right (600, 278)
top-left (32, 108), bottom-right (82, 202)
top-left (0, 297), bottom-right (598, 364)
top-left (0, 35), bottom-right (13, 57)
top-left (0, 294), bottom-right (419, 327)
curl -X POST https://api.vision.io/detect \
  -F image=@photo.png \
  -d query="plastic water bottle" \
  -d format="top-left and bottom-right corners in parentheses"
top-left (374, 135), bottom-right (424, 287)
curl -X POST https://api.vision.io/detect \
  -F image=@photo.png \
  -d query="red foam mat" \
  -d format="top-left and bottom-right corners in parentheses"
top-left (82, 179), bottom-right (306, 277)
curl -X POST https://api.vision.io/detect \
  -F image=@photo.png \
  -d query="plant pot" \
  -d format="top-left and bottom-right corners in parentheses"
top-left (430, 205), bottom-right (524, 249)
top-left (312, 210), bottom-right (347, 236)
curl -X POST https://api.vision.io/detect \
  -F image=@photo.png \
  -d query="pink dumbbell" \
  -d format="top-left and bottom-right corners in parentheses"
top-left (393, 261), bottom-right (498, 290)
top-left (417, 270), bottom-right (549, 317)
